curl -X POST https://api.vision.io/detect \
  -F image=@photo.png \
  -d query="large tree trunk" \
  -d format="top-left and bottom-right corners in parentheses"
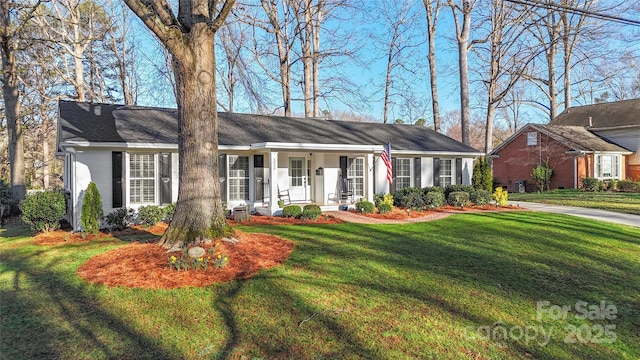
top-left (1, 21), bottom-right (26, 204)
top-left (423, 0), bottom-right (441, 132)
top-left (458, 29), bottom-right (471, 146)
top-left (158, 29), bottom-right (232, 248)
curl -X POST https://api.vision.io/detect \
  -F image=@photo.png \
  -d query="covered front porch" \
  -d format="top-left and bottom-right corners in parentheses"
top-left (222, 143), bottom-right (384, 216)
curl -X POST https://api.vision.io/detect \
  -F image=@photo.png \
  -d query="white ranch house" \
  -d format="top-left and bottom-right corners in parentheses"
top-left (57, 101), bottom-right (483, 230)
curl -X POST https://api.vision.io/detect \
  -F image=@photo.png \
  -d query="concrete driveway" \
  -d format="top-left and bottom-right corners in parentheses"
top-left (510, 201), bottom-right (640, 228)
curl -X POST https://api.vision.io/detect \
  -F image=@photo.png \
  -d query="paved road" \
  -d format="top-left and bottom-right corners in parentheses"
top-left (510, 201), bottom-right (640, 228)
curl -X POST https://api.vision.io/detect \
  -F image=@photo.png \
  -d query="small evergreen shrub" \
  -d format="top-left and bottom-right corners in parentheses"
top-left (374, 193), bottom-right (385, 208)
top-left (617, 179), bottom-right (638, 192)
top-left (444, 184), bottom-right (474, 199)
top-left (424, 191), bottom-right (445, 208)
top-left (302, 204), bottom-right (322, 220)
top-left (581, 177), bottom-right (603, 192)
top-left (282, 205), bottom-right (302, 218)
top-left (532, 165), bottom-right (553, 191)
top-left (470, 189), bottom-right (492, 206)
top-left (19, 190), bottom-right (66, 232)
top-left (105, 208), bottom-right (135, 231)
top-left (138, 205), bottom-right (164, 226)
top-left (493, 187), bottom-right (509, 207)
top-left (422, 186), bottom-right (444, 194)
top-left (448, 191), bottom-right (470, 208)
top-left (472, 157), bottom-right (493, 193)
top-left (378, 203), bottom-right (393, 214)
top-left (0, 179), bottom-right (11, 219)
top-left (392, 187), bottom-right (423, 208)
top-left (355, 198), bottom-right (375, 214)
top-left (81, 182), bottom-right (103, 235)
top-left (404, 191), bottom-right (425, 210)
top-left (164, 202), bottom-right (177, 222)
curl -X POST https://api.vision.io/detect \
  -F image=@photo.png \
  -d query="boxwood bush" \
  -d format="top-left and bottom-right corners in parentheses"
top-left (138, 205), bottom-right (164, 226)
top-left (424, 191), bottom-right (445, 208)
top-left (377, 202), bottom-right (393, 214)
top-left (355, 198), bottom-right (375, 214)
top-left (282, 205), bottom-right (302, 218)
top-left (617, 179), bottom-right (638, 192)
top-left (581, 177), bottom-right (603, 192)
top-left (302, 204), bottom-right (322, 220)
top-left (164, 202), bottom-right (177, 222)
top-left (105, 208), bottom-right (135, 231)
top-left (470, 189), bottom-right (492, 206)
top-left (444, 184), bottom-right (475, 199)
top-left (448, 191), bottom-right (470, 208)
top-left (19, 190), bottom-right (66, 232)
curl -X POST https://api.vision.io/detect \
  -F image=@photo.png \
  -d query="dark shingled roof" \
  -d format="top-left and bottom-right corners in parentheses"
top-left (58, 100), bottom-right (481, 154)
top-left (551, 99), bottom-right (640, 128)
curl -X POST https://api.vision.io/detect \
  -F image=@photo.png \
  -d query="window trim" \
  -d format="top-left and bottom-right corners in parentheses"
top-left (439, 158), bottom-right (453, 187)
top-left (595, 153), bottom-right (621, 179)
top-left (128, 153), bottom-right (157, 205)
top-left (228, 155), bottom-right (250, 201)
top-left (347, 157), bottom-right (364, 197)
top-left (395, 157), bottom-right (412, 190)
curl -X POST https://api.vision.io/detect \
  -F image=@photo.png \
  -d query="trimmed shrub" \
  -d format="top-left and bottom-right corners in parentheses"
top-left (0, 179), bottom-right (11, 219)
top-left (470, 189), bottom-right (492, 206)
top-left (472, 157), bottom-right (493, 193)
top-left (105, 208), bottom-right (135, 231)
top-left (282, 205), bottom-right (302, 218)
top-left (617, 179), bottom-right (638, 192)
top-left (373, 193), bottom-right (385, 208)
top-left (19, 190), bottom-right (66, 232)
top-left (422, 186), bottom-right (444, 194)
top-left (81, 182), bottom-right (103, 234)
top-left (448, 191), bottom-right (470, 208)
top-left (138, 205), bottom-right (164, 226)
top-left (164, 202), bottom-right (177, 222)
top-left (378, 203), bottom-right (393, 214)
top-left (581, 177), bottom-right (603, 192)
top-left (493, 187), bottom-right (509, 207)
top-left (355, 198), bottom-right (375, 214)
top-left (424, 191), bottom-right (445, 208)
top-left (532, 165), bottom-right (553, 191)
top-left (404, 191), bottom-right (425, 210)
top-left (302, 204), bottom-right (322, 220)
top-left (444, 184), bottom-right (474, 199)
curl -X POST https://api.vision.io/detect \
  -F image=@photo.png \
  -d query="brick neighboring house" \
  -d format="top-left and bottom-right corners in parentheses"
top-left (490, 108), bottom-right (636, 191)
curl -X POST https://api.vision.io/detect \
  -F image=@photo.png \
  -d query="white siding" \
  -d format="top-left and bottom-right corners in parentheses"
top-left (462, 158), bottom-right (474, 185)
top-left (73, 150), bottom-right (112, 230)
top-left (421, 158), bottom-right (434, 187)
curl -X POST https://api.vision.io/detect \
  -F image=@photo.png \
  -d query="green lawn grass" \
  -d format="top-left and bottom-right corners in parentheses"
top-left (1, 213), bottom-right (639, 359)
top-left (509, 189), bottom-right (640, 215)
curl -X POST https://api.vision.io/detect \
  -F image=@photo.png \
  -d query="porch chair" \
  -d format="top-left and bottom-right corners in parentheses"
top-left (277, 185), bottom-right (291, 205)
top-left (340, 178), bottom-right (354, 203)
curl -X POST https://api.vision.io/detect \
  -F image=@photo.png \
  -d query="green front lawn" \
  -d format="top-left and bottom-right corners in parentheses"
top-left (1, 213), bottom-right (639, 359)
top-left (509, 189), bottom-right (640, 215)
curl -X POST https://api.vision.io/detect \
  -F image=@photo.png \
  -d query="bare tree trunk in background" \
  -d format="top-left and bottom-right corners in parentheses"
top-left (448, 0), bottom-right (472, 146)
top-left (1, 0), bottom-right (30, 204)
top-left (124, 0), bottom-right (235, 248)
top-left (423, 0), bottom-right (442, 132)
top-left (311, 1), bottom-right (323, 117)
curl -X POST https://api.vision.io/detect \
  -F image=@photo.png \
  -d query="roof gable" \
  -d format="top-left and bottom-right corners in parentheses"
top-left (490, 123), bottom-right (631, 155)
top-left (58, 100), bottom-right (481, 154)
top-left (551, 99), bottom-right (640, 128)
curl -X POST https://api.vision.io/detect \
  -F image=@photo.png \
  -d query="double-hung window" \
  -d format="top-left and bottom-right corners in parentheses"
top-left (229, 155), bottom-right (249, 201)
top-left (395, 158), bottom-right (411, 190)
top-left (439, 159), bottom-right (453, 187)
top-left (130, 153), bottom-right (155, 204)
top-left (347, 157), bottom-right (364, 196)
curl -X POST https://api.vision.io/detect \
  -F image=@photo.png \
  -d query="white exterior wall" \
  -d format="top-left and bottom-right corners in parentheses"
top-left (72, 149), bottom-right (113, 230)
top-left (421, 158), bottom-right (434, 187)
top-left (374, 156), bottom-right (389, 194)
top-left (462, 158), bottom-right (474, 185)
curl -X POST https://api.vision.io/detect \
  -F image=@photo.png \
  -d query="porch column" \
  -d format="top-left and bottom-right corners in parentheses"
top-left (366, 153), bottom-right (374, 202)
top-left (269, 151), bottom-right (279, 214)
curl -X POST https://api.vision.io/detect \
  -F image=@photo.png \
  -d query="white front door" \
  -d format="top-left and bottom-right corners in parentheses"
top-left (289, 157), bottom-right (307, 201)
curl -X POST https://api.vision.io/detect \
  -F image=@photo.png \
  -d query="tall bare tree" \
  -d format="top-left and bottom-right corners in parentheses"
top-left (124, 0), bottom-right (235, 248)
top-left (1, 0), bottom-right (41, 204)
top-left (447, 0), bottom-right (474, 145)
top-left (422, 0), bottom-right (442, 132)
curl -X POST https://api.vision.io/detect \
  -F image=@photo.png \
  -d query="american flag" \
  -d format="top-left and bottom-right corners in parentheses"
top-left (381, 142), bottom-right (393, 184)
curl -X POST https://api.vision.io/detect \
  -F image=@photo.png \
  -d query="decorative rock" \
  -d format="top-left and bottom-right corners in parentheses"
top-left (187, 246), bottom-right (206, 258)
top-left (222, 237), bottom-right (240, 244)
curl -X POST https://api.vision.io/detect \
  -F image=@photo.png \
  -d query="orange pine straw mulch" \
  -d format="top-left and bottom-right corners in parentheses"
top-left (32, 230), bottom-right (111, 245)
top-left (228, 214), bottom-right (343, 226)
top-left (77, 230), bottom-right (295, 289)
